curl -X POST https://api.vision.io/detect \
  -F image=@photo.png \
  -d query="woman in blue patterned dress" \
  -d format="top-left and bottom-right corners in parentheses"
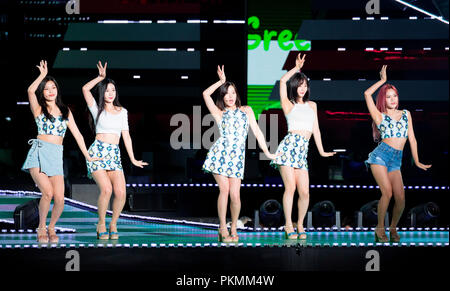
top-left (364, 65), bottom-right (431, 242)
top-left (82, 61), bottom-right (148, 240)
top-left (271, 53), bottom-right (336, 240)
top-left (202, 65), bottom-right (277, 243)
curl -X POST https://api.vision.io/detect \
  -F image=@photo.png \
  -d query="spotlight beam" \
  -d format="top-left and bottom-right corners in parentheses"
top-left (395, 0), bottom-right (449, 24)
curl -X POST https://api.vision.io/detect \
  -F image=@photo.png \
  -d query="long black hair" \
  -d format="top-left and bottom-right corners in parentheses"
top-left (88, 78), bottom-right (122, 132)
top-left (215, 81), bottom-right (242, 111)
top-left (36, 76), bottom-right (69, 120)
top-left (287, 72), bottom-right (310, 104)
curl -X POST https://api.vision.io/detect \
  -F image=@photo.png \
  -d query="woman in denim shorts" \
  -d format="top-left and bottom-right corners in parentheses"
top-left (364, 65), bottom-right (431, 243)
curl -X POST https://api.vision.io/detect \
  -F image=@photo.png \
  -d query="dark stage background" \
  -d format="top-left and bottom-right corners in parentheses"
top-left (0, 0), bottom-right (448, 226)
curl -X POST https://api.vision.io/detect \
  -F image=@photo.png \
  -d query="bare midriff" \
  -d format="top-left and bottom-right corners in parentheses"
top-left (95, 133), bottom-right (120, 145)
top-left (37, 135), bottom-right (63, 145)
top-left (288, 130), bottom-right (312, 140)
top-left (380, 137), bottom-right (407, 151)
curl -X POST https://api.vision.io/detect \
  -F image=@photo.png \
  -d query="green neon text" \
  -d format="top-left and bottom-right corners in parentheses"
top-left (248, 16), bottom-right (310, 51)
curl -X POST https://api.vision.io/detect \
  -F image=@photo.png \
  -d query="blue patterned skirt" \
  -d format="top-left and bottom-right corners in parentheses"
top-left (86, 139), bottom-right (123, 179)
top-left (202, 136), bottom-right (246, 179)
top-left (270, 133), bottom-right (309, 170)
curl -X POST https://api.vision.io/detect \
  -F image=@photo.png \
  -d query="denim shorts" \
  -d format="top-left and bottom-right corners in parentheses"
top-left (365, 142), bottom-right (403, 173)
top-left (21, 139), bottom-right (64, 176)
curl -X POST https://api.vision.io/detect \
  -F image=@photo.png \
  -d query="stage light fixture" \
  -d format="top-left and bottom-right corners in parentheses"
top-left (408, 202), bottom-right (440, 227)
top-left (358, 200), bottom-right (379, 227)
top-left (311, 200), bottom-right (336, 227)
top-left (395, 0), bottom-right (449, 24)
top-left (258, 199), bottom-right (283, 228)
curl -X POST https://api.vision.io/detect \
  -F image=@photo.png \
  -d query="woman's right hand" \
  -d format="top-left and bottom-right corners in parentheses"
top-left (295, 53), bottom-right (306, 70)
top-left (36, 60), bottom-right (48, 77)
top-left (217, 65), bottom-right (226, 84)
top-left (86, 156), bottom-right (103, 163)
top-left (380, 65), bottom-right (387, 82)
top-left (97, 61), bottom-right (107, 79)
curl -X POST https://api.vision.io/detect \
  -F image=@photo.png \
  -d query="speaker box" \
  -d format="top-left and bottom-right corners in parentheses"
top-left (13, 198), bottom-right (40, 230)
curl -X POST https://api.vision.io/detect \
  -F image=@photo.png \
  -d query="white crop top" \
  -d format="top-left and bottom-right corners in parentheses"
top-left (286, 102), bottom-right (315, 132)
top-left (88, 99), bottom-right (129, 138)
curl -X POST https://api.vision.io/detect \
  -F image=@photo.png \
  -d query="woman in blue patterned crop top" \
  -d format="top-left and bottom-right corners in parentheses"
top-left (364, 65), bottom-right (431, 243)
top-left (202, 65), bottom-right (276, 243)
top-left (22, 60), bottom-right (99, 244)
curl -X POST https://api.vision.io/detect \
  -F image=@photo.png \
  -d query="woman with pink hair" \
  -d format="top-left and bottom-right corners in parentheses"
top-left (364, 65), bottom-right (431, 243)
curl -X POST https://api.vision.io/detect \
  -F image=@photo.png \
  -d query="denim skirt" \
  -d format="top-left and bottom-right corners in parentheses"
top-left (21, 139), bottom-right (64, 176)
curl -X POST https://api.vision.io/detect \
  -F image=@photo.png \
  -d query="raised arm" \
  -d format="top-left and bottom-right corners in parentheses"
top-left (66, 110), bottom-right (100, 162)
top-left (406, 111), bottom-right (431, 171)
top-left (82, 61), bottom-right (107, 107)
top-left (244, 106), bottom-right (276, 160)
top-left (280, 53), bottom-right (305, 115)
top-left (311, 102), bottom-right (336, 158)
top-left (203, 65), bottom-right (225, 120)
top-left (122, 130), bottom-right (148, 168)
top-left (364, 65), bottom-right (387, 125)
top-left (27, 60), bottom-right (48, 117)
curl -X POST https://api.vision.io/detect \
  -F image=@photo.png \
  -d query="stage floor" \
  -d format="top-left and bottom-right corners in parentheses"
top-left (1, 193), bottom-right (448, 248)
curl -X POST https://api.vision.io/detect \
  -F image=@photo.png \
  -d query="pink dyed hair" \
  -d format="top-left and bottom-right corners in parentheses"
top-left (372, 83), bottom-right (399, 142)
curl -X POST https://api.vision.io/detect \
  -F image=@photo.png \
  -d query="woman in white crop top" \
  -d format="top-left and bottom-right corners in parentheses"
top-left (271, 53), bottom-right (336, 240)
top-left (82, 61), bottom-right (148, 240)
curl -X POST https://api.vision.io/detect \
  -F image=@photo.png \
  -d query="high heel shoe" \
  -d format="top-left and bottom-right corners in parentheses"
top-left (36, 227), bottom-right (49, 243)
top-left (47, 227), bottom-right (59, 244)
top-left (297, 224), bottom-right (307, 240)
top-left (284, 226), bottom-right (298, 240)
top-left (109, 223), bottom-right (119, 240)
top-left (218, 228), bottom-right (233, 243)
top-left (374, 227), bottom-right (389, 243)
top-left (297, 232), bottom-right (307, 240)
top-left (96, 223), bottom-right (109, 240)
top-left (230, 228), bottom-right (239, 243)
top-left (389, 229), bottom-right (401, 243)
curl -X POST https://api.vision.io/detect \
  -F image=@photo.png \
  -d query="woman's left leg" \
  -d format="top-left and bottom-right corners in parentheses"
top-left (229, 177), bottom-right (242, 238)
top-left (294, 168), bottom-right (309, 236)
top-left (47, 175), bottom-right (65, 228)
top-left (47, 175), bottom-right (65, 243)
top-left (108, 170), bottom-right (127, 234)
top-left (388, 170), bottom-right (405, 232)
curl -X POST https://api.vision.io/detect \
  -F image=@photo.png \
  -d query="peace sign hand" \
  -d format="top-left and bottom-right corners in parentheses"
top-left (97, 61), bottom-right (107, 79)
top-left (36, 60), bottom-right (48, 77)
top-left (295, 53), bottom-right (306, 70)
top-left (217, 65), bottom-right (226, 84)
